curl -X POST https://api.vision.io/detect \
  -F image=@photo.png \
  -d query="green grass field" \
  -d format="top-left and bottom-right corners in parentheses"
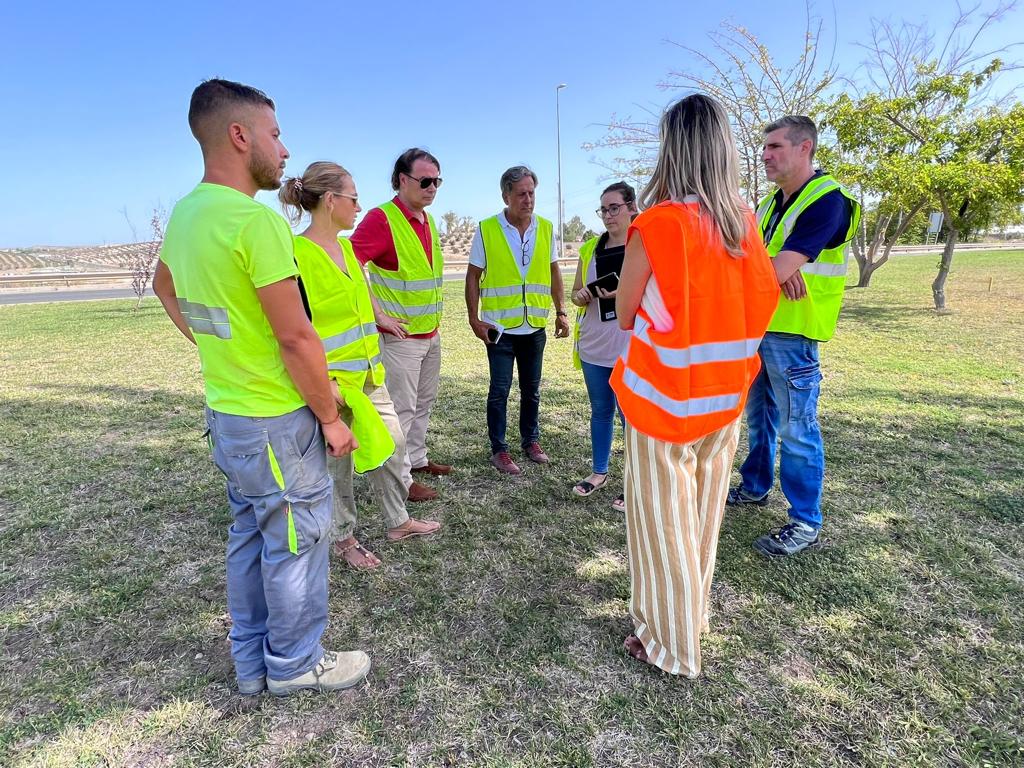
top-left (1, 251), bottom-right (1022, 767)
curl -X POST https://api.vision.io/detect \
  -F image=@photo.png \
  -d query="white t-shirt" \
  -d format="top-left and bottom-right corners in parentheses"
top-left (470, 211), bottom-right (558, 336)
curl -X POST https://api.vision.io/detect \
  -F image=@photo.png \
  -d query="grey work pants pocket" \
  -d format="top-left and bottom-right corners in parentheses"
top-left (283, 480), bottom-right (332, 555)
top-left (211, 429), bottom-right (281, 496)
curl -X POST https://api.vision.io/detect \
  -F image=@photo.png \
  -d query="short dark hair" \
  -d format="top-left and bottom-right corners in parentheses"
top-left (764, 115), bottom-right (818, 159)
top-left (500, 165), bottom-right (539, 196)
top-left (188, 79), bottom-right (275, 142)
top-left (601, 181), bottom-right (636, 206)
top-left (391, 147), bottom-right (441, 191)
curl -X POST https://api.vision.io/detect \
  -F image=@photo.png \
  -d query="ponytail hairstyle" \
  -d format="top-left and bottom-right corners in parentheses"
top-left (279, 161), bottom-right (352, 225)
top-left (639, 94), bottom-right (750, 257)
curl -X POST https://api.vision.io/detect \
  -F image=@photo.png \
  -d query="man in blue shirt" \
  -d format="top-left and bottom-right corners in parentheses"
top-left (728, 115), bottom-right (855, 557)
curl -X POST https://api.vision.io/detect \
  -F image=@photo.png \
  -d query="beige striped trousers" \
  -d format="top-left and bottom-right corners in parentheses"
top-left (623, 417), bottom-right (740, 678)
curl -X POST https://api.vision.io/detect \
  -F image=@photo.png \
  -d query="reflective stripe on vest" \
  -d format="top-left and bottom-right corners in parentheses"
top-left (365, 201), bottom-right (444, 334)
top-left (757, 173), bottom-right (861, 342)
top-left (293, 236), bottom-right (386, 389)
top-left (478, 215), bottom-right (553, 329)
top-left (328, 353), bottom-right (384, 372)
top-left (368, 272), bottom-right (444, 293)
top-left (620, 367), bottom-right (744, 418)
top-left (376, 298), bottom-right (443, 317)
top-left (631, 316), bottom-right (762, 369)
top-left (177, 298), bottom-right (232, 339)
top-left (323, 322), bottom-right (379, 353)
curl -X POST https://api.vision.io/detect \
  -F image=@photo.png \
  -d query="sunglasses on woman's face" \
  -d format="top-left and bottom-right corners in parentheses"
top-left (404, 173), bottom-right (443, 190)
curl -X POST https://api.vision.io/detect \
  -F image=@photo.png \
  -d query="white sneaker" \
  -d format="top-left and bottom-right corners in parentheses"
top-left (267, 650), bottom-right (371, 696)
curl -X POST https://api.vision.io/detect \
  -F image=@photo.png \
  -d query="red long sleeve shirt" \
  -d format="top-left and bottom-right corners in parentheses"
top-left (349, 195), bottom-right (438, 339)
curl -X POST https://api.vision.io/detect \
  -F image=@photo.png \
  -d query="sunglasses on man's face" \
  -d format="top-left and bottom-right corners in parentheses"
top-left (404, 173), bottom-right (443, 190)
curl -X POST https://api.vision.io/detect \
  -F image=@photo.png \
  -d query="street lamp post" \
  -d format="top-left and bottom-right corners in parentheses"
top-left (556, 83), bottom-right (567, 259)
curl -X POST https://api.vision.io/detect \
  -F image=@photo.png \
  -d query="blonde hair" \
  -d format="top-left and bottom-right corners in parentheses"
top-left (278, 161), bottom-right (352, 225)
top-left (639, 94), bottom-right (749, 257)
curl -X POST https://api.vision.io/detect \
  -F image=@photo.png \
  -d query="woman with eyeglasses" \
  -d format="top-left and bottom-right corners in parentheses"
top-left (610, 94), bottom-right (779, 677)
top-left (569, 182), bottom-right (636, 511)
top-left (279, 161), bottom-right (441, 571)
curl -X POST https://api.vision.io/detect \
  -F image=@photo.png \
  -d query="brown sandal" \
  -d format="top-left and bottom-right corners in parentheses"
top-left (334, 538), bottom-right (382, 570)
top-left (387, 517), bottom-right (441, 542)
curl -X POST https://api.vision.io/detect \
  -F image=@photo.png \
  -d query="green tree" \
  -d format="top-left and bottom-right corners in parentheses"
top-left (441, 210), bottom-right (459, 234)
top-left (830, 64), bottom-right (1024, 310)
top-left (563, 215), bottom-right (586, 242)
top-left (586, 3), bottom-right (836, 202)
top-left (822, 3), bottom-right (1019, 287)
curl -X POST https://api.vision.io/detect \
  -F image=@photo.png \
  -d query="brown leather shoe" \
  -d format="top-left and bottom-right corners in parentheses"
top-left (524, 442), bottom-right (549, 464)
top-left (407, 480), bottom-right (439, 502)
top-left (411, 459), bottom-right (453, 475)
top-left (490, 451), bottom-right (522, 475)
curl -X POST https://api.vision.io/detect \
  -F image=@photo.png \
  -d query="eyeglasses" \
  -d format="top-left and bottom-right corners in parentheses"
top-left (403, 173), bottom-right (443, 189)
top-left (521, 239), bottom-right (530, 266)
top-left (596, 203), bottom-right (630, 218)
top-left (330, 190), bottom-right (359, 204)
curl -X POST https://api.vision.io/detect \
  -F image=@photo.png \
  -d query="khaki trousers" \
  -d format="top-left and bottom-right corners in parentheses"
top-left (380, 333), bottom-right (442, 487)
top-left (327, 381), bottom-right (409, 541)
top-left (623, 418), bottom-right (740, 678)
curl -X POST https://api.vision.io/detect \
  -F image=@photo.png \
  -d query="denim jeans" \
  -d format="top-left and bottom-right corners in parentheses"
top-left (737, 332), bottom-right (824, 529)
top-left (580, 360), bottom-right (624, 474)
top-left (486, 329), bottom-right (546, 454)
top-left (206, 405), bottom-right (332, 684)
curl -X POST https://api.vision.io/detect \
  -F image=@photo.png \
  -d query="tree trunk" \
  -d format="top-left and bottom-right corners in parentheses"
top-left (858, 261), bottom-right (880, 288)
top-left (932, 229), bottom-right (958, 311)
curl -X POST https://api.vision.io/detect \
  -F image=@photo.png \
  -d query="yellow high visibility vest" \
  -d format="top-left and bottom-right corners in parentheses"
top-left (365, 201), bottom-right (444, 334)
top-left (478, 215), bottom-right (553, 329)
top-left (756, 173), bottom-right (861, 342)
top-left (293, 236), bottom-right (394, 473)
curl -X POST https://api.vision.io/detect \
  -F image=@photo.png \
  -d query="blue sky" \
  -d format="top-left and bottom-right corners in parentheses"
top-left (1, 0), bottom-right (1020, 247)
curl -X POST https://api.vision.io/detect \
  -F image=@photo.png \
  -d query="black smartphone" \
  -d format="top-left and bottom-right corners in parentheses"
top-left (587, 271), bottom-right (619, 295)
top-left (486, 326), bottom-right (503, 343)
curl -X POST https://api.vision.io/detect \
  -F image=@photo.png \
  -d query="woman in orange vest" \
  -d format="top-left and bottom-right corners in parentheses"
top-left (610, 94), bottom-right (780, 677)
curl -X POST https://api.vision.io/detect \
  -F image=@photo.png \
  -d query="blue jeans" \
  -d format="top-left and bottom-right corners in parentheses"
top-left (206, 405), bottom-right (333, 683)
top-left (737, 332), bottom-right (824, 529)
top-left (486, 329), bottom-right (546, 454)
top-left (580, 360), bottom-right (624, 474)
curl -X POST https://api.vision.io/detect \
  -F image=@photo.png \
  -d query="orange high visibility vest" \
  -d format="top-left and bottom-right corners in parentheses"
top-left (610, 201), bottom-right (780, 444)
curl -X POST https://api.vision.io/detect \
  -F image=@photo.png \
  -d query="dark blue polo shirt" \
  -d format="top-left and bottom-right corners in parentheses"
top-left (762, 171), bottom-right (851, 262)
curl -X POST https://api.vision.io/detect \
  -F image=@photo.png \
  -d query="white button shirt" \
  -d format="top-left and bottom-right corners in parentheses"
top-left (469, 211), bottom-right (558, 335)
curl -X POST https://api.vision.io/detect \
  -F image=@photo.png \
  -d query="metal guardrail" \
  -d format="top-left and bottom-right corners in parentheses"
top-left (0, 262), bottom-right (580, 289)
top-left (887, 242), bottom-right (1024, 253)
top-left (2, 246), bottom-right (1019, 289)
top-left (0, 270), bottom-right (134, 287)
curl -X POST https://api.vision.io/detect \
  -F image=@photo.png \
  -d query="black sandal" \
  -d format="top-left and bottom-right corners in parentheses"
top-left (573, 475), bottom-right (608, 497)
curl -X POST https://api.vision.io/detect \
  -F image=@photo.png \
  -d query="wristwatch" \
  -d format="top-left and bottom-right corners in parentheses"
top-left (555, 311), bottom-right (567, 317)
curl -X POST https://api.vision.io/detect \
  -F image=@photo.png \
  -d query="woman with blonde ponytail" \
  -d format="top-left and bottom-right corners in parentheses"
top-left (280, 162), bottom-right (441, 570)
top-left (610, 94), bottom-right (780, 677)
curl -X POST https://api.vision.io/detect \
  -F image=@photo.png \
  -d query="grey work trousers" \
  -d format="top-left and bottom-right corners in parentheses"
top-left (205, 405), bottom-right (332, 684)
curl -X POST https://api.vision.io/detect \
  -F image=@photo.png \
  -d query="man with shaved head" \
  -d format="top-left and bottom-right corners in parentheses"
top-left (154, 79), bottom-right (370, 696)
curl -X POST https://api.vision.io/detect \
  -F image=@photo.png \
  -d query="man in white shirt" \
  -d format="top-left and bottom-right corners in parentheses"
top-left (464, 166), bottom-right (570, 475)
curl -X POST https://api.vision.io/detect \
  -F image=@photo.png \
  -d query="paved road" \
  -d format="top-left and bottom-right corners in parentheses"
top-left (0, 286), bottom-right (154, 305)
